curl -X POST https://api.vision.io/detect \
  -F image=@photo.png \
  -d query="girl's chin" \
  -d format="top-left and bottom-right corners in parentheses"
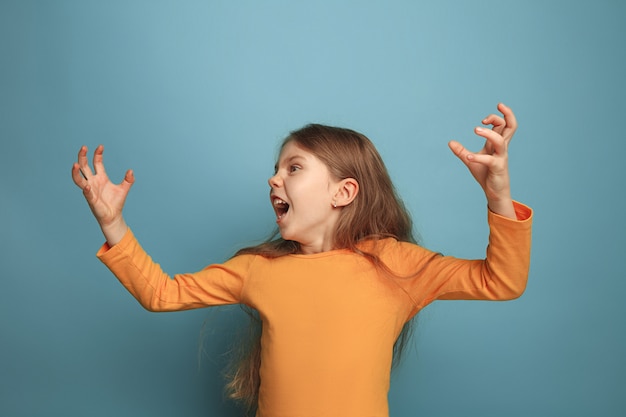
top-left (277, 227), bottom-right (297, 243)
top-left (276, 225), bottom-right (287, 237)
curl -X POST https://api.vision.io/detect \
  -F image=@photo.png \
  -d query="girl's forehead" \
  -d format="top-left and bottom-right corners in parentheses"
top-left (277, 141), bottom-right (313, 162)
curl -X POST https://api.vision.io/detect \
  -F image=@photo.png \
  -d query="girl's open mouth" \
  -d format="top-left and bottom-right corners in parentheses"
top-left (273, 197), bottom-right (290, 221)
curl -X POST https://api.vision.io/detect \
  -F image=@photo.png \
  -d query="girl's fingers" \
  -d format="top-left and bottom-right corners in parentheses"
top-left (482, 114), bottom-right (506, 131)
top-left (498, 103), bottom-right (517, 130)
top-left (121, 170), bottom-right (135, 191)
top-left (496, 103), bottom-right (518, 142)
top-left (463, 152), bottom-right (496, 166)
top-left (83, 184), bottom-right (94, 203)
top-left (71, 161), bottom-right (95, 203)
top-left (475, 127), bottom-right (506, 156)
top-left (482, 103), bottom-right (517, 142)
top-left (92, 145), bottom-right (107, 176)
top-left (449, 139), bottom-right (497, 168)
top-left (448, 140), bottom-right (473, 166)
top-left (77, 146), bottom-right (94, 179)
top-left (71, 163), bottom-right (88, 188)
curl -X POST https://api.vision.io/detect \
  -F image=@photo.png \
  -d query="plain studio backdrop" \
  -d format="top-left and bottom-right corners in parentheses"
top-left (1, 1), bottom-right (625, 416)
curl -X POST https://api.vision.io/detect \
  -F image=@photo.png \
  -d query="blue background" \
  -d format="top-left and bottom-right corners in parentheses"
top-left (2, 1), bottom-right (625, 416)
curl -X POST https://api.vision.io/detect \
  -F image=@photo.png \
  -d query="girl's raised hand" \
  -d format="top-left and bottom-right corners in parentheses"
top-left (448, 103), bottom-right (517, 219)
top-left (71, 145), bottom-right (134, 244)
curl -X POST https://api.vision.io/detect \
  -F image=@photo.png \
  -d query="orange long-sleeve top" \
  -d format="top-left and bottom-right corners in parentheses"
top-left (97, 202), bottom-right (532, 417)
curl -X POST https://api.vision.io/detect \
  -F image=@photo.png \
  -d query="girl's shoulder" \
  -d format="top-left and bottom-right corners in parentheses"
top-left (356, 237), bottom-right (427, 259)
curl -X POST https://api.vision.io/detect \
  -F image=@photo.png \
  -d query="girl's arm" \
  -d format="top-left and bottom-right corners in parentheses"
top-left (71, 145), bottom-right (134, 245)
top-left (97, 229), bottom-right (250, 311)
top-left (448, 103), bottom-right (518, 219)
top-left (72, 146), bottom-right (248, 311)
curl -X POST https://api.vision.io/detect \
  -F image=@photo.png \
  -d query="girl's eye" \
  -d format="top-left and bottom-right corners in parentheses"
top-left (289, 165), bottom-right (301, 173)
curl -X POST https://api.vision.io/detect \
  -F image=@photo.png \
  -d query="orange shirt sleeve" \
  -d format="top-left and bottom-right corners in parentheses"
top-left (97, 229), bottom-right (254, 312)
top-left (383, 201), bottom-right (533, 315)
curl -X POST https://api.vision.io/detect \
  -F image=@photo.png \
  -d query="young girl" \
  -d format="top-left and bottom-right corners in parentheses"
top-left (71, 103), bottom-right (532, 417)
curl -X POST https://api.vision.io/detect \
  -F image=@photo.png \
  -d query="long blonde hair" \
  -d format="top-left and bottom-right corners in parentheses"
top-left (224, 124), bottom-right (418, 414)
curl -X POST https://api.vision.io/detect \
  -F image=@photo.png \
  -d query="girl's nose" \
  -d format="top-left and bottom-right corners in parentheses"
top-left (268, 173), bottom-right (282, 188)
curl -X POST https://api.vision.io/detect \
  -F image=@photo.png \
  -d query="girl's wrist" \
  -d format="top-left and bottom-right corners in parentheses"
top-left (487, 197), bottom-right (516, 220)
top-left (100, 217), bottom-right (128, 246)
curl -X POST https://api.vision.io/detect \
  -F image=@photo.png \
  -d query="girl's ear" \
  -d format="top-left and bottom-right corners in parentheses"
top-left (334, 178), bottom-right (359, 207)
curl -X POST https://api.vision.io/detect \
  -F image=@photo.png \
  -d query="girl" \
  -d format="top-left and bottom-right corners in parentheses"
top-left (71, 103), bottom-right (532, 417)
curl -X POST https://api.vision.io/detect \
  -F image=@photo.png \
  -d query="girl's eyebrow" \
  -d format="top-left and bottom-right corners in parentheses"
top-left (274, 155), bottom-right (306, 172)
